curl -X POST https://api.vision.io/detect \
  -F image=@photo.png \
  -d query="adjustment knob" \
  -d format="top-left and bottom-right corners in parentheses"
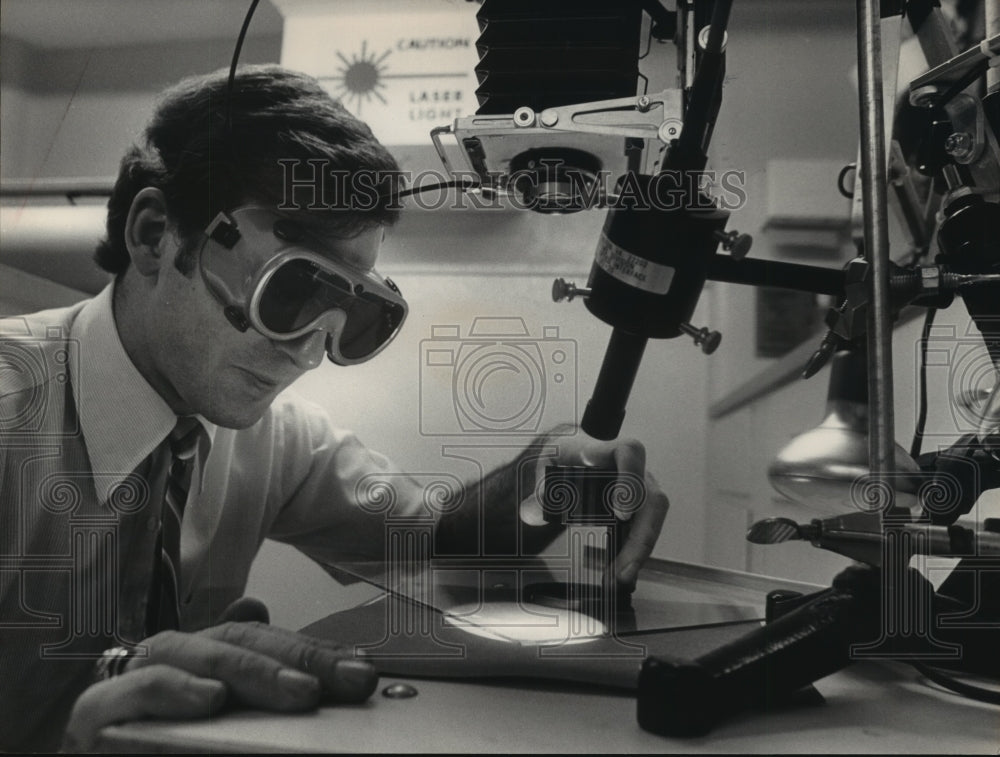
top-left (713, 229), bottom-right (753, 260)
top-left (552, 278), bottom-right (592, 302)
top-left (679, 322), bottom-right (722, 354)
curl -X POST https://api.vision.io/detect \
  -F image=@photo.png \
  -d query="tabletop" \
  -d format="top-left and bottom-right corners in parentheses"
top-left (96, 556), bottom-right (1000, 754)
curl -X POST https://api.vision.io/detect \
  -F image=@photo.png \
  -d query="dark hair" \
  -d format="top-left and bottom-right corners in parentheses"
top-left (95, 64), bottom-right (403, 274)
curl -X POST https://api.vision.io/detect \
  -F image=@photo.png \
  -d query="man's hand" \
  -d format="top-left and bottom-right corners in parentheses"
top-left (522, 429), bottom-right (670, 588)
top-left (63, 600), bottom-right (377, 751)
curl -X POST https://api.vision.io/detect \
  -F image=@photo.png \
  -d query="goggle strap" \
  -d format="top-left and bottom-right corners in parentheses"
top-left (224, 306), bottom-right (250, 332)
top-left (206, 212), bottom-right (242, 249)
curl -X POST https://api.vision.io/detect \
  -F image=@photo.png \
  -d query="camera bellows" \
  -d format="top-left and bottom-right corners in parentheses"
top-left (473, 0), bottom-right (643, 114)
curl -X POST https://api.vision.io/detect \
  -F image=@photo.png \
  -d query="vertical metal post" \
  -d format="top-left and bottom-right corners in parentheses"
top-left (849, 0), bottom-right (958, 663)
top-left (856, 0), bottom-right (895, 485)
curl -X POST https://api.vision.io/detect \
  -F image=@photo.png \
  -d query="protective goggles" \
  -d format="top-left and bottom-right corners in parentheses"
top-left (198, 206), bottom-right (407, 365)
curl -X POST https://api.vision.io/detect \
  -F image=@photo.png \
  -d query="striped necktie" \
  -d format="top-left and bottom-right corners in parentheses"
top-left (146, 416), bottom-right (202, 634)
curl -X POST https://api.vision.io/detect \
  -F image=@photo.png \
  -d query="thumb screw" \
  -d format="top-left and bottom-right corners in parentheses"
top-left (713, 229), bottom-right (753, 260)
top-left (552, 278), bottom-right (593, 302)
top-left (679, 322), bottom-right (722, 354)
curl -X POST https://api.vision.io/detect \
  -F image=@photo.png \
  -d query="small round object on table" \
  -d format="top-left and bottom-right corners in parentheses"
top-left (382, 682), bottom-right (418, 699)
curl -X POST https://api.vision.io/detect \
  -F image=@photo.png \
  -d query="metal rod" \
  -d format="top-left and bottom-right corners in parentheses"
top-left (668, 0), bottom-right (733, 171)
top-left (707, 254), bottom-right (845, 295)
top-left (856, 0), bottom-right (895, 483)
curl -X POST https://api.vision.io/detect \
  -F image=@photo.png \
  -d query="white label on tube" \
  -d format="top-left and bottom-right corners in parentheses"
top-left (594, 234), bottom-right (674, 295)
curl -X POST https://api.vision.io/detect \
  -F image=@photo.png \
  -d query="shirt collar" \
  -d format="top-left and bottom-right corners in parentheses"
top-left (71, 284), bottom-right (216, 502)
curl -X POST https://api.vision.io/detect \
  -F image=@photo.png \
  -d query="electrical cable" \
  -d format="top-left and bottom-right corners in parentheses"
top-left (636, 5), bottom-right (658, 97)
top-left (638, 19), bottom-right (655, 60)
top-left (910, 307), bottom-right (937, 459)
top-left (226, 0), bottom-right (261, 139)
top-left (220, 1), bottom-right (481, 209)
top-left (911, 662), bottom-right (1000, 705)
top-left (394, 179), bottom-right (482, 199)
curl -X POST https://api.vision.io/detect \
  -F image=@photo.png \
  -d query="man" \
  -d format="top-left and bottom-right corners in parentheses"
top-left (0, 65), bottom-right (668, 751)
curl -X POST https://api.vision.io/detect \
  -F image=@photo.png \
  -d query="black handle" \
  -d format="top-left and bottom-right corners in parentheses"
top-left (635, 564), bottom-right (900, 738)
top-left (581, 328), bottom-right (648, 441)
top-left (637, 585), bottom-right (865, 737)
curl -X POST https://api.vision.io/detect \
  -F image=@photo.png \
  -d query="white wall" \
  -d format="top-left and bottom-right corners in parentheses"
top-left (706, 2), bottom-right (862, 403)
top-left (0, 33), bottom-right (282, 180)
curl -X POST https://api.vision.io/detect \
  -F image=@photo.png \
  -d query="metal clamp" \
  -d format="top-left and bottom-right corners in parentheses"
top-left (429, 125), bottom-right (459, 177)
top-left (534, 89), bottom-right (685, 143)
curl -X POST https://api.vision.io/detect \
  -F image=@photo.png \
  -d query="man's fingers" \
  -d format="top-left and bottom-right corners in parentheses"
top-left (66, 621), bottom-right (378, 750)
top-left (200, 621), bottom-right (378, 703)
top-left (548, 435), bottom-right (648, 522)
top-left (63, 665), bottom-right (226, 752)
top-left (611, 438), bottom-right (646, 480)
top-left (609, 440), bottom-right (647, 520)
top-left (614, 471), bottom-right (669, 586)
top-left (571, 435), bottom-right (646, 474)
top-left (127, 630), bottom-right (322, 711)
top-left (542, 431), bottom-right (666, 585)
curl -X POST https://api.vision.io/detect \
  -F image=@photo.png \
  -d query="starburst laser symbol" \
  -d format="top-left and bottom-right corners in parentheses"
top-left (319, 39), bottom-right (470, 116)
top-left (328, 41), bottom-right (391, 114)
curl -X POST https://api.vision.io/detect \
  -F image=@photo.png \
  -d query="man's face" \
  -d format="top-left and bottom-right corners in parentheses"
top-left (144, 210), bottom-right (384, 429)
